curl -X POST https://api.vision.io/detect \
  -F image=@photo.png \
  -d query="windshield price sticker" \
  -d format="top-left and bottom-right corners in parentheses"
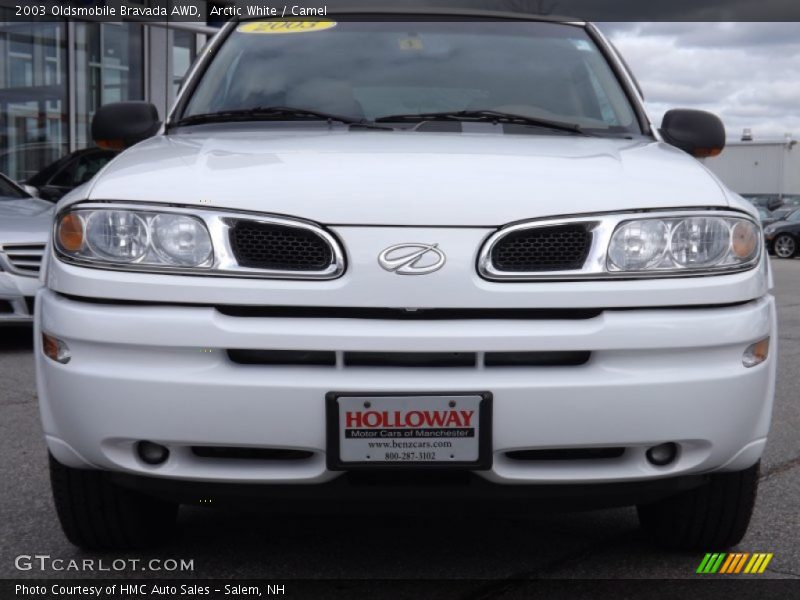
top-left (337, 395), bottom-right (482, 464)
top-left (238, 20), bottom-right (337, 34)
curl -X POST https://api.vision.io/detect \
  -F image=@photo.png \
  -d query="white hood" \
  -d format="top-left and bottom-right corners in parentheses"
top-left (86, 129), bottom-right (729, 226)
top-left (0, 198), bottom-right (54, 245)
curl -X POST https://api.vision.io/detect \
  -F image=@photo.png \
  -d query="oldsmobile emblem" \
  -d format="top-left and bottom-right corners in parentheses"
top-left (378, 243), bottom-right (446, 275)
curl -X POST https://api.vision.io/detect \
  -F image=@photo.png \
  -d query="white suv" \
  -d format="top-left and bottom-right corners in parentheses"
top-left (36, 12), bottom-right (775, 551)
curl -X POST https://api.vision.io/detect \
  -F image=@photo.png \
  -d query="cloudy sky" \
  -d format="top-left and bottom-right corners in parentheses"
top-left (598, 22), bottom-right (800, 141)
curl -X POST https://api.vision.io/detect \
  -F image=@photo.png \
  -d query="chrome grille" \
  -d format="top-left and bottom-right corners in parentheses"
top-left (2, 243), bottom-right (45, 276)
top-left (490, 225), bottom-right (592, 272)
top-left (229, 220), bottom-right (334, 272)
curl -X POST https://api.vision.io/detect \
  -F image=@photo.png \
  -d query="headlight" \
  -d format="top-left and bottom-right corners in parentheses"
top-left (607, 220), bottom-right (668, 271)
top-left (151, 214), bottom-right (213, 266)
top-left (608, 215), bottom-right (759, 273)
top-left (85, 210), bottom-right (149, 262)
top-left (56, 208), bottom-right (213, 268)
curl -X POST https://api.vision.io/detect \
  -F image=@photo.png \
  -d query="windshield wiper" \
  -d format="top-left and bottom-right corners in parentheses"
top-left (172, 106), bottom-right (391, 129)
top-left (374, 109), bottom-right (594, 135)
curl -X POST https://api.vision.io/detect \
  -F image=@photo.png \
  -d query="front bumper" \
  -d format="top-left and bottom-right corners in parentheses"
top-left (0, 271), bottom-right (38, 324)
top-left (35, 289), bottom-right (776, 487)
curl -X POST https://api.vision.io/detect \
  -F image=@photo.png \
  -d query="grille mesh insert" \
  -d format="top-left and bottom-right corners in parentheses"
top-left (491, 225), bottom-right (591, 272)
top-left (229, 221), bottom-right (333, 271)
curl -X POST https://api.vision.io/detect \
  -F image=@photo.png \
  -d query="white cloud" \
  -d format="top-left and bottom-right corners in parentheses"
top-left (601, 23), bottom-right (800, 140)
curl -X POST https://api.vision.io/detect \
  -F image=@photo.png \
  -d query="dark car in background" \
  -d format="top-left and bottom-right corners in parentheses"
top-left (25, 147), bottom-right (117, 202)
top-left (755, 206), bottom-right (772, 224)
top-left (781, 195), bottom-right (800, 207)
top-left (743, 194), bottom-right (784, 212)
top-left (762, 206), bottom-right (794, 227)
top-left (764, 208), bottom-right (800, 258)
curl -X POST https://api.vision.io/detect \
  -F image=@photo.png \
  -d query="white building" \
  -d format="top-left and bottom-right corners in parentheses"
top-left (0, 9), bottom-right (216, 182)
top-left (704, 136), bottom-right (799, 202)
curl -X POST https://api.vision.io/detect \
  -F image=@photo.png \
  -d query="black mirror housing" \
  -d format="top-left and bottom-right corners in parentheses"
top-left (660, 109), bottom-right (725, 158)
top-left (91, 102), bottom-right (161, 150)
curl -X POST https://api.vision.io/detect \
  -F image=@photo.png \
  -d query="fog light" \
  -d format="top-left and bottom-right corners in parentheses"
top-left (42, 333), bottom-right (71, 364)
top-left (743, 338), bottom-right (770, 368)
top-left (646, 442), bottom-right (678, 466)
top-left (137, 441), bottom-right (170, 465)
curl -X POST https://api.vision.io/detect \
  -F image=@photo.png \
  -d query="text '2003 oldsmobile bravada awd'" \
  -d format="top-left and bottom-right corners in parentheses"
top-left (36, 12), bottom-right (775, 551)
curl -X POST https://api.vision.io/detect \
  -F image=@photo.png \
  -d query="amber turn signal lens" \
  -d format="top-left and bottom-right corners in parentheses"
top-left (42, 333), bottom-right (71, 364)
top-left (742, 337), bottom-right (769, 368)
top-left (693, 147), bottom-right (723, 158)
top-left (57, 213), bottom-right (84, 253)
top-left (731, 221), bottom-right (758, 260)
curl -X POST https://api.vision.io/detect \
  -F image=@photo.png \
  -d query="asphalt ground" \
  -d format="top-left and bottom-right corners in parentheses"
top-left (0, 260), bottom-right (798, 590)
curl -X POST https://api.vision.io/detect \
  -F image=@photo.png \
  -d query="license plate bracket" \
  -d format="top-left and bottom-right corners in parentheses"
top-left (326, 391), bottom-right (492, 470)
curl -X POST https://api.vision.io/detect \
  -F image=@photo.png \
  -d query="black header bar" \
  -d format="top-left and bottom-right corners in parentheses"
top-left (2, 0), bottom-right (800, 24)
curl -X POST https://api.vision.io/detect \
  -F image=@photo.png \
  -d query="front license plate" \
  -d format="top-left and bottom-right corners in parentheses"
top-left (326, 392), bottom-right (492, 469)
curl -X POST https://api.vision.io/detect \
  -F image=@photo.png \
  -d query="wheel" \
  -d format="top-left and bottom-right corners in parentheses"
top-left (49, 453), bottom-right (178, 550)
top-left (637, 462), bottom-right (759, 550)
top-left (773, 233), bottom-right (796, 258)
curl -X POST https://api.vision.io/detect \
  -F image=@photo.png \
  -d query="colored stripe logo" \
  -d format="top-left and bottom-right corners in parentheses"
top-left (696, 553), bottom-right (773, 574)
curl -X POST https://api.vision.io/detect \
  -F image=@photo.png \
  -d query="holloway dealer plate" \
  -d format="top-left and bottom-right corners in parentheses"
top-left (326, 392), bottom-right (492, 469)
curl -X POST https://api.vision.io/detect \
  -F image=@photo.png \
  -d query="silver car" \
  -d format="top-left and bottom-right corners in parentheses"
top-left (0, 173), bottom-right (51, 324)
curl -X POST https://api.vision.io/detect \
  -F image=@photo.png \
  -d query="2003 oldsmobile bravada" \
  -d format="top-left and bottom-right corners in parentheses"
top-left (36, 11), bottom-right (775, 551)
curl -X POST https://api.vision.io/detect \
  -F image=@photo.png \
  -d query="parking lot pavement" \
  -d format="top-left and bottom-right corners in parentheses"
top-left (1, 260), bottom-right (798, 582)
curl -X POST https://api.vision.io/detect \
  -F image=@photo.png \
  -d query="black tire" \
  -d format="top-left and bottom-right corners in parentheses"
top-left (49, 453), bottom-right (178, 550)
top-left (637, 462), bottom-right (759, 550)
top-left (772, 233), bottom-right (796, 258)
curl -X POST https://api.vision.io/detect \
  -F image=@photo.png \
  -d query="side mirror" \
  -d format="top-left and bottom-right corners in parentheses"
top-left (38, 185), bottom-right (65, 202)
top-left (21, 184), bottom-right (39, 197)
top-left (660, 109), bottom-right (725, 158)
top-left (91, 102), bottom-right (161, 150)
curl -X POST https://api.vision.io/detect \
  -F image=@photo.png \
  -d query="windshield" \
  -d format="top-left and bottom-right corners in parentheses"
top-left (182, 19), bottom-right (640, 135)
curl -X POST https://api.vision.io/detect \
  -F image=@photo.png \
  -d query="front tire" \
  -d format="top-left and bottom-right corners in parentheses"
top-left (637, 462), bottom-right (759, 550)
top-left (49, 453), bottom-right (178, 550)
top-left (773, 233), bottom-right (796, 258)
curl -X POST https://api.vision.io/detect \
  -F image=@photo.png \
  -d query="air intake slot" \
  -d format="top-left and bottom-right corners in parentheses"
top-left (228, 349), bottom-right (336, 366)
top-left (345, 351), bottom-right (476, 368)
top-left (191, 446), bottom-right (314, 461)
top-left (505, 447), bottom-right (625, 461)
top-left (227, 349), bottom-right (592, 368)
top-left (216, 306), bottom-right (602, 320)
top-left (484, 351), bottom-right (590, 367)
